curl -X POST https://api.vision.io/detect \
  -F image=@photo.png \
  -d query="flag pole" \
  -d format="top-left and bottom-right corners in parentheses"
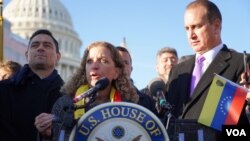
top-left (0, 0), bottom-right (3, 61)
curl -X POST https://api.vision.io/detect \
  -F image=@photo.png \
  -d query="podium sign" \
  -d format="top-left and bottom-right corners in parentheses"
top-left (70, 102), bottom-right (169, 141)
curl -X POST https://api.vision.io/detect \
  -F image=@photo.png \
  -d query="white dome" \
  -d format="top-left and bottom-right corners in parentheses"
top-left (3, 0), bottom-right (83, 81)
top-left (3, 0), bottom-right (76, 38)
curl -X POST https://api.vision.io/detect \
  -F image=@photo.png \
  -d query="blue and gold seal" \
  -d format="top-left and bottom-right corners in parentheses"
top-left (69, 102), bottom-right (169, 141)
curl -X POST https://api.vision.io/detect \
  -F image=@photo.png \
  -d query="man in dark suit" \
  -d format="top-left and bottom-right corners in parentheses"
top-left (166, 1), bottom-right (249, 141)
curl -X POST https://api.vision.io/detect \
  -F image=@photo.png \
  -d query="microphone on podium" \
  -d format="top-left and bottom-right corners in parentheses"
top-left (148, 77), bottom-right (174, 130)
top-left (72, 77), bottom-right (110, 103)
top-left (148, 77), bottom-right (172, 112)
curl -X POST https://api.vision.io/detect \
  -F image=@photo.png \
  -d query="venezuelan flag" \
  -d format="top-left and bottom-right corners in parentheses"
top-left (198, 74), bottom-right (248, 131)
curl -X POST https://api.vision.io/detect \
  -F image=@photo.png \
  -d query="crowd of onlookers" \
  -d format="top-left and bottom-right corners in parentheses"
top-left (0, 1), bottom-right (250, 141)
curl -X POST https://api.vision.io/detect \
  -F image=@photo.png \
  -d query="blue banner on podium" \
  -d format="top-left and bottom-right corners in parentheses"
top-left (70, 102), bottom-right (169, 141)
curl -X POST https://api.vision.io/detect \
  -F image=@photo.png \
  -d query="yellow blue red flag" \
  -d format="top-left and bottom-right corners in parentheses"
top-left (198, 74), bottom-right (248, 131)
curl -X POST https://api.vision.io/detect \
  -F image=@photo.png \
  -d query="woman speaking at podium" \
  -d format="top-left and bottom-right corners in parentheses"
top-left (50, 41), bottom-right (157, 141)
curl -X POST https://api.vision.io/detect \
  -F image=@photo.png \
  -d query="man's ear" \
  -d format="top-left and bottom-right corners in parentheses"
top-left (25, 51), bottom-right (28, 60)
top-left (156, 64), bottom-right (159, 72)
top-left (56, 53), bottom-right (61, 65)
top-left (214, 19), bottom-right (222, 34)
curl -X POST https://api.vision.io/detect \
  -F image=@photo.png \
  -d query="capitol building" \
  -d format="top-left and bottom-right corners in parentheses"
top-left (3, 0), bottom-right (82, 81)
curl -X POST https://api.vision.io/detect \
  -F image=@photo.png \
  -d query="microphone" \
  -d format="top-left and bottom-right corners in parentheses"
top-left (72, 77), bottom-right (110, 103)
top-left (148, 77), bottom-right (172, 111)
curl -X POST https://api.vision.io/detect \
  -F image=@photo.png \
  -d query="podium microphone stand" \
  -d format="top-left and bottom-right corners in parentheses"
top-left (58, 94), bottom-right (97, 141)
top-left (58, 105), bottom-right (75, 141)
top-left (165, 110), bottom-right (173, 130)
top-left (156, 101), bottom-right (174, 131)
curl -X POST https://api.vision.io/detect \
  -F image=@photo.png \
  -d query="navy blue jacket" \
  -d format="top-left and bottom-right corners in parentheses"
top-left (0, 64), bottom-right (64, 141)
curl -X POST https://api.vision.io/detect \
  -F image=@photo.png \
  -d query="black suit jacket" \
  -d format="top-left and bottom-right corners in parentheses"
top-left (166, 45), bottom-right (250, 140)
top-left (167, 45), bottom-right (249, 122)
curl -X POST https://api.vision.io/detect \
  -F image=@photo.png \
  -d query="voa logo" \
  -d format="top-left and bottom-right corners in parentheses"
top-left (226, 129), bottom-right (246, 136)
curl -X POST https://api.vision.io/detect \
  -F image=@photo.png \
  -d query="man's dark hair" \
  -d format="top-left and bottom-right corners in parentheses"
top-left (187, 0), bottom-right (222, 24)
top-left (116, 46), bottom-right (132, 64)
top-left (157, 47), bottom-right (178, 58)
top-left (28, 29), bottom-right (60, 53)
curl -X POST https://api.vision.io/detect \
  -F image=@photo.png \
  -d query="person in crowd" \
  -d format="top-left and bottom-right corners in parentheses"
top-left (240, 63), bottom-right (250, 89)
top-left (116, 46), bottom-right (157, 114)
top-left (116, 46), bottom-right (133, 78)
top-left (166, 1), bottom-right (250, 140)
top-left (0, 29), bottom-right (64, 141)
top-left (240, 64), bottom-right (250, 122)
top-left (138, 47), bottom-right (178, 123)
top-left (0, 60), bottom-right (22, 80)
top-left (49, 41), bottom-right (157, 141)
top-left (141, 47), bottom-right (178, 96)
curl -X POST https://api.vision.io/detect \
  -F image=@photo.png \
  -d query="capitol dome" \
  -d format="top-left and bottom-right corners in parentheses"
top-left (3, 0), bottom-right (82, 81)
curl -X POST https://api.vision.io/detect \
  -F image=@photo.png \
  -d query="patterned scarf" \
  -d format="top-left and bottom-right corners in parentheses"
top-left (74, 85), bottom-right (122, 119)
